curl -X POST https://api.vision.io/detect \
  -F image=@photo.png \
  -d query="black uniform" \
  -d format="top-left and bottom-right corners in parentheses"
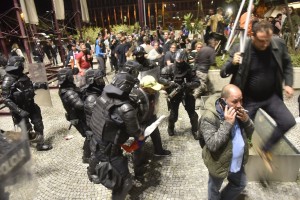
top-left (57, 67), bottom-right (90, 161)
top-left (81, 69), bottom-right (105, 162)
top-left (109, 37), bottom-right (119, 73)
top-left (0, 53), bottom-right (7, 79)
top-left (161, 50), bottom-right (200, 137)
top-left (1, 56), bottom-right (52, 151)
top-left (88, 72), bottom-right (141, 200)
top-left (133, 46), bottom-right (169, 85)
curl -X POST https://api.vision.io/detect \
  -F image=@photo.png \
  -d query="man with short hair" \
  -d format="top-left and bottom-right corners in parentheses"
top-left (76, 44), bottom-right (91, 72)
top-left (115, 36), bottom-right (128, 70)
top-left (140, 36), bottom-right (153, 54)
top-left (65, 43), bottom-right (79, 68)
top-left (95, 39), bottom-right (107, 75)
top-left (200, 84), bottom-right (254, 200)
top-left (193, 37), bottom-right (217, 101)
top-left (164, 43), bottom-right (177, 66)
top-left (109, 35), bottom-right (119, 73)
top-left (221, 20), bottom-right (296, 171)
top-left (147, 41), bottom-right (163, 62)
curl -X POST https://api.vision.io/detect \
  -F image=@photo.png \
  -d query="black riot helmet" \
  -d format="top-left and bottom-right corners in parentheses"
top-left (5, 56), bottom-right (25, 73)
top-left (111, 72), bottom-right (139, 95)
top-left (133, 46), bottom-right (146, 64)
top-left (175, 49), bottom-right (188, 63)
top-left (121, 60), bottom-right (143, 78)
top-left (85, 69), bottom-right (105, 86)
top-left (57, 67), bottom-right (78, 85)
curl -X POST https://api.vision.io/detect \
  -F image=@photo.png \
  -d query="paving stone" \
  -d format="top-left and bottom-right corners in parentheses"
top-left (1, 63), bottom-right (300, 199)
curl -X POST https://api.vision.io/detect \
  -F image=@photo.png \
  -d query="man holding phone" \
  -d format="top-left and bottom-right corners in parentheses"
top-left (199, 84), bottom-right (254, 200)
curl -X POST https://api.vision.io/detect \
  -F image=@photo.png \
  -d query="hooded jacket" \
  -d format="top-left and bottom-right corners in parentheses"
top-left (200, 93), bottom-right (254, 178)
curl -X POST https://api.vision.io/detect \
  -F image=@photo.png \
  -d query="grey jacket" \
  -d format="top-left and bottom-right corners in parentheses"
top-left (220, 37), bottom-right (293, 100)
top-left (200, 93), bottom-right (254, 178)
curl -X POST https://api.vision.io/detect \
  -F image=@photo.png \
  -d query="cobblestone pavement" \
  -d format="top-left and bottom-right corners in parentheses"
top-left (1, 69), bottom-right (300, 200)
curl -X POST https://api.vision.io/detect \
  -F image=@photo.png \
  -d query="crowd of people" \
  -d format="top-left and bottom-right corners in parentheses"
top-left (1, 4), bottom-right (300, 200)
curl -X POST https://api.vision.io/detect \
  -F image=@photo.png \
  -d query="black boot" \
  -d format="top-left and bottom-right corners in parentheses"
top-left (35, 135), bottom-right (52, 151)
top-left (167, 122), bottom-right (175, 136)
top-left (190, 113), bottom-right (199, 140)
top-left (82, 138), bottom-right (91, 163)
top-left (27, 131), bottom-right (37, 141)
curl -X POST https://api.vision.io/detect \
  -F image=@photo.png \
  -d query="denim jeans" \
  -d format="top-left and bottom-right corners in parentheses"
top-left (208, 167), bottom-right (247, 200)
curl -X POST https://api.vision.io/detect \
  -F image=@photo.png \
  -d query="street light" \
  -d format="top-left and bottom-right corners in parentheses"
top-left (20, 12), bottom-right (24, 21)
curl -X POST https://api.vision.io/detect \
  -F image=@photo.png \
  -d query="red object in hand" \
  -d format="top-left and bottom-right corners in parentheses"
top-left (121, 140), bottom-right (140, 153)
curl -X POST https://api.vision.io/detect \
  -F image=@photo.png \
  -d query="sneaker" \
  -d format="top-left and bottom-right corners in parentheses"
top-left (255, 147), bottom-right (273, 173)
top-left (295, 117), bottom-right (300, 123)
top-left (154, 149), bottom-right (171, 156)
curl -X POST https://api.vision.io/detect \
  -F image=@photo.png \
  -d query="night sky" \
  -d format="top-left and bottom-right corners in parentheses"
top-left (0, 0), bottom-right (70, 15)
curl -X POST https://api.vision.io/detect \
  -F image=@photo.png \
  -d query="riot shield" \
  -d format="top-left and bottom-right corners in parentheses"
top-left (0, 120), bottom-right (36, 199)
top-left (138, 65), bottom-right (160, 81)
top-left (27, 63), bottom-right (53, 107)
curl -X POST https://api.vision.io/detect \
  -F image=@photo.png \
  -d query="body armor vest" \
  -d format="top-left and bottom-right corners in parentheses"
top-left (10, 75), bottom-right (35, 106)
top-left (90, 92), bottom-right (129, 144)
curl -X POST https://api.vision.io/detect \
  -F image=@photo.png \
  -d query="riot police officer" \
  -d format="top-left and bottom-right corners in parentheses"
top-left (161, 49), bottom-right (200, 138)
top-left (82, 69), bottom-right (106, 126)
top-left (132, 46), bottom-right (168, 85)
top-left (1, 56), bottom-right (52, 151)
top-left (81, 69), bottom-right (106, 162)
top-left (57, 67), bottom-right (89, 162)
top-left (0, 53), bottom-right (7, 80)
top-left (88, 72), bottom-right (144, 200)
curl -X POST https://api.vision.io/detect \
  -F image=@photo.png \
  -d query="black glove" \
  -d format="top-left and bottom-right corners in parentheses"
top-left (182, 82), bottom-right (192, 89)
top-left (168, 81), bottom-right (179, 88)
top-left (33, 82), bottom-right (48, 90)
top-left (19, 109), bottom-right (29, 118)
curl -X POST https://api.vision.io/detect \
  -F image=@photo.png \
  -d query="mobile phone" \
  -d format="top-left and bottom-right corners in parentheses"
top-left (219, 98), bottom-right (227, 110)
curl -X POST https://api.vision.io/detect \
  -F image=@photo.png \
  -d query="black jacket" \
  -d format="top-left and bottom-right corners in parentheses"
top-left (220, 37), bottom-right (293, 100)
